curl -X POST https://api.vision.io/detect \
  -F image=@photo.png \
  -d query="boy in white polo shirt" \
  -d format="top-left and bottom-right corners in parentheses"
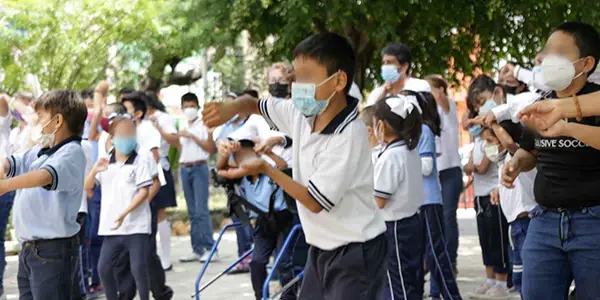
top-left (203, 32), bottom-right (387, 300)
top-left (0, 90), bottom-right (87, 300)
top-left (84, 114), bottom-right (157, 300)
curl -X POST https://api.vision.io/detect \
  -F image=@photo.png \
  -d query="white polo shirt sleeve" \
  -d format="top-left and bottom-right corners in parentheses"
top-left (157, 112), bottom-right (177, 135)
top-left (307, 136), bottom-right (364, 212)
top-left (135, 152), bottom-right (159, 189)
top-left (258, 97), bottom-right (296, 136)
top-left (41, 144), bottom-right (86, 191)
top-left (373, 153), bottom-right (404, 199)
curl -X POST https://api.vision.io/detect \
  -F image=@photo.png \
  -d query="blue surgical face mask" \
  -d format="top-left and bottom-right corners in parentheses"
top-left (381, 64), bottom-right (401, 83)
top-left (468, 125), bottom-right (483, 137)
top-left (112, 136), bottom-right (137, 155)
top-left (291, 72), bottom-right (338, 117)
top-left (478, 99), bottom-right (498, 116)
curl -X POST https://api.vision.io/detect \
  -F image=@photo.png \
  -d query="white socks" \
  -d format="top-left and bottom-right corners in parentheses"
top-left (158, 220), bottom-right (172, 269)
top-left (496, 280), bottom-right (507, 288)
top-left (486, 278), bottom-right (497, 286)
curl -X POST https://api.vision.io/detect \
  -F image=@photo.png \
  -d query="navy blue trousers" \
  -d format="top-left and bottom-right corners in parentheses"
top-left (384, 213), bottom-right (424, 300)
top-left (422, 204), bottom-right (462, 300)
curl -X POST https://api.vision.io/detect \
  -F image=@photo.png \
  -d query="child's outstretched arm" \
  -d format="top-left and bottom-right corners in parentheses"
top-left (112, 187), bottom-right (149, 230)
top-left (203, 95), bottom-right (261, 128)
top-left (84, 158), bottom-right (109, 192)
top-left (0, 169), bottom-right (52, 195)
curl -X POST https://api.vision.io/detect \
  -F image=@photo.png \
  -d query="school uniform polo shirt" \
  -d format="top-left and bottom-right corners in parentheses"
top-left (374, 140), bottom-right (425, 221)
top-left (259, 95), bottom-right (386, 250)
top-left (179, 118), bottom-right (210, 163)
top-left (7, 136), bottom-right (85, 243)
top-left (136, 119), bottom-right (166, 185)
top-left (241, 175), bottom-right (287, 213)
top-left (95, 151), bottom-right (157, 236)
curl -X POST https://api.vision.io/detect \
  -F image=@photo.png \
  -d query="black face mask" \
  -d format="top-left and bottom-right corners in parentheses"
top-left (269, 83), bottom-right (289, 98)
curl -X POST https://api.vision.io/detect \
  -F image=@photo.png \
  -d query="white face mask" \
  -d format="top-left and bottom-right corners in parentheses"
top-left (33, 116), bottom-right (59, 148)
top-left (484, 144), bottom-right (507, 163)
top-left (183, 107), bottom-right (199, 121)
top-left (541, 55), bottom-right (584, 91)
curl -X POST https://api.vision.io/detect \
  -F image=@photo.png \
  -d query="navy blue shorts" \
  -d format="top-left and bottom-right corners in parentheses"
top-left (475, 195), bottom-right (509, 273)
top-left (152, 168), bottom-right (177, 210)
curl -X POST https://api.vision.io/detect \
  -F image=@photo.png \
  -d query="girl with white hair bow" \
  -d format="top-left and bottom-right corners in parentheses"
top-left (371, 94), bottom-right (427, 300)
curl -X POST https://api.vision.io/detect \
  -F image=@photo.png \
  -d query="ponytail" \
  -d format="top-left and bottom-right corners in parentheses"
top-left (374, 96), bottom-right (422, 150)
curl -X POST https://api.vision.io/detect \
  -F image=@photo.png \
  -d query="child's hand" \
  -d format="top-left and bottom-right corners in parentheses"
top-left (202, 102), bottom-right (237, 128)
top-left (111, 215), bottom-right (125, 231)
top-left (501, 159), bottom-right (521, 188)
top-left (483, 112), bottom-right (497, 127)
top-left (254, 136), bottom-right (282, 154)
top-left (94, 158), bottom-right (110, 173)
top-left (467, 116), bottom-right (485, 126)
top-left (490, 188), bottom-right (500, 205)
top-left (217, 157), bottom-right (267, 179)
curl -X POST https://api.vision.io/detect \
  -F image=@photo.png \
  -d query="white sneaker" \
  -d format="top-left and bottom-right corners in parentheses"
top-left (200, 251), bottom-right (219, 262)
top-left (179, 252), bottom-right (202, 263)
top-left (469, 283), bottom-right (493, 299)
top-left (482, 285), bottom-right (510, 299)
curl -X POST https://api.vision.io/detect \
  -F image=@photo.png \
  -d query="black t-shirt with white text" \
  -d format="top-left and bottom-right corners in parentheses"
top-left (520, 82), bottom-right (600, 209)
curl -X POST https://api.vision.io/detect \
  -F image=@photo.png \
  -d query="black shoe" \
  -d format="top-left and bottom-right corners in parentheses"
top-left (155, 286), bottom-right (174, 300)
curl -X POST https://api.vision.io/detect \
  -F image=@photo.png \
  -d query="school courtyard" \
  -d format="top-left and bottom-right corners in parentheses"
top-left (1, 209), bottom-right (519, 300)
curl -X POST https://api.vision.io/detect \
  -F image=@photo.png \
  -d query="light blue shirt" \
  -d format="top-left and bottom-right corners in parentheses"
top-left (7, 137), bottom-right (85, 242)
top-left (216, 116), bottom-right (247, 141)
top-left (240, 175), bottom-right (287, 214)
top-left (417, 125), bottom-right (443, 205)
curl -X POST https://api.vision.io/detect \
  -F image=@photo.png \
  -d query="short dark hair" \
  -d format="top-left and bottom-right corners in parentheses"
top-left (34, 90), bottom-right (87, 136)
top-left (552, 21), bottom-right (600, 75)
top-left (119, 87), bottom-right (135, 97)
top-left (374, 96), bottom-right (422, 150)
top-left (242, 89), bottom-right (259, 99)
top-left (487, 120), bottom-right (524, 144)
top-left (382, 43), bottom-right (412, 73)
top-left (293, 32), bottom-right (355, 93)
top-left (181, 92), bottom-right (199, 106)
top-left (80, 88), bottom-right (94, 100)
top-left (122, 91), bottom-right (149, 119)
top-left (359, 105), bottom-right (376, 127)
top-left (467, 75), bottom-right (496, 115)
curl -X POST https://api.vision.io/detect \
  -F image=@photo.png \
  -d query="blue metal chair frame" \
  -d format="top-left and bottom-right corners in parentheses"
top-left (192, 222), bottom-right (254, 300)
top-left (261, 224), bottom-right (304, 300)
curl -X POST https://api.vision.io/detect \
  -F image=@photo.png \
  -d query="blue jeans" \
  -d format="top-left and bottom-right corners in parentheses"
top-left (17, 236), bottom-right (79, 300)
top-left (509, 216), bottom-right (529, 296)
top-left (0, 191), bottom-right (15, 292)
top-left (522, 205), bottom-right (600, 299)
top-left (439, 167), bottom-right (462, 266)
top-left (181, 165), bottom-right (214, 254)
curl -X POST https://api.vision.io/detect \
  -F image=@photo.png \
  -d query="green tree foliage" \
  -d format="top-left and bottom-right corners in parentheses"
top-left (0, 0), bottom-right (202, 93)
top-left (188, 0), bottom-right (600, 91)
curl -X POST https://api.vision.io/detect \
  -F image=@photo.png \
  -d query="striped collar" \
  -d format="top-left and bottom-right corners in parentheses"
top-left (378, 139), bottom-right (406, 158)
top-left (38, 136), bottom-right (82, 157)
top-left (319, 95), bottom-right (359, 135)
top-left (109, 151), bottom-right (138, 165)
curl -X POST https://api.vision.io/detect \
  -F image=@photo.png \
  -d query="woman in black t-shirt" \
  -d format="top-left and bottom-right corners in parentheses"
top-left (502, 22), bottom-right (600, 300)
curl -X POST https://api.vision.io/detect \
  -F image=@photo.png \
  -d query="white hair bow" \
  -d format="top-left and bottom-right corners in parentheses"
top-left (385, 95), bottom-right (422, 118)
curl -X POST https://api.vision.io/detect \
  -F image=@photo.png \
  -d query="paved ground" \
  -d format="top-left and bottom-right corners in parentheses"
top-left (2, 209), bottom-right (518, 300)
